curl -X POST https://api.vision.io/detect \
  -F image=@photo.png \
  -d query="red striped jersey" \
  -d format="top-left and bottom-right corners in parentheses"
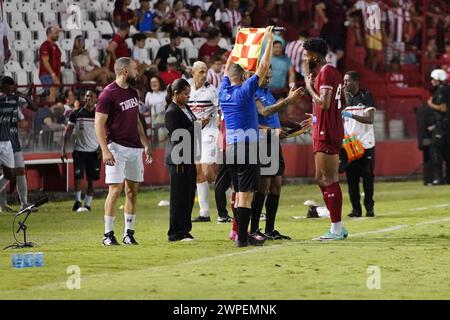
top-left (285, 39), bottom-right (305, 74)
top-left (207, 68), bottom-right (224, 89)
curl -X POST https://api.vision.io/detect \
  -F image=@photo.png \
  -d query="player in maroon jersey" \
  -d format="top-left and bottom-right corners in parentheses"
top-left (302, 38), bottom-right (348, 240)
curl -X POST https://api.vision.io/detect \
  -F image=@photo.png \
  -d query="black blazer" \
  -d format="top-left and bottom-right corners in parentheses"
top-left (164, 101), bottom-right (198, 165)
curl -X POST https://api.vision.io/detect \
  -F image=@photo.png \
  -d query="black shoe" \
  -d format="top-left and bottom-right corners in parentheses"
top-left (265, 229), bottom-right (291, 240)
top-left (306, 206), bottom-right (319, 218)
top-left (192, 216), bottom-right (211, 222)
top-left (348, 210), bottom-right (362, 218)
top-left (103, 231), bottom-right (120, 246)
top-left (123, 229), bottom-right (138, 245)
top-left (217, 215), bottom-right (232, 223)
top-left (366, 208), bottom-right (375, 217)
top-left (249, 229), bottom-right (268, 240)
top-left (236, 239), bottom-right (249, 247)
top-left (180, 233), bottom-right (195, 242)
top-left (72, 201), bottom-right (82, 211)
top-left (248, 233), bottom-right (265, 246)
top-left (84, 205), bottom-right (91, 211)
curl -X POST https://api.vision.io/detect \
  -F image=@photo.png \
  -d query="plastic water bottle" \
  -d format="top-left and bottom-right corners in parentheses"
top-left (11, 254), bottom-right (25, 269)
top-left (34, 252), bottom-right (44, 267)
top-left (23, 253), bottom-right (34, 268)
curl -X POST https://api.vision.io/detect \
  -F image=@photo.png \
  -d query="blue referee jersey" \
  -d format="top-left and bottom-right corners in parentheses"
top-left (255, 87), bottom-right (281, 129)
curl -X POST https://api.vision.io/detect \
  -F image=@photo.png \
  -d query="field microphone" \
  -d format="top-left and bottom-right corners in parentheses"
top-left (15, 197), bottom-right (49, 217)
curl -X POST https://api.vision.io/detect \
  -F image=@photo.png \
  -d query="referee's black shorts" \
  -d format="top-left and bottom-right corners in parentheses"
top-left (225, 141), bottom-right (260, 193)
top-left (73, 150), bottom-right (101, 181)
top-left (259, 131), bottom-right (285, 177)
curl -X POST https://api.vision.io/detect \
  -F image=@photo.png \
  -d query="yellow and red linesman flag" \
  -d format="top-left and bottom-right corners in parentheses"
top-left (231, 28), bottom-right (266, 72)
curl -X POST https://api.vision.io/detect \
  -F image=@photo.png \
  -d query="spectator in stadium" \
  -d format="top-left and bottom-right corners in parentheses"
top-left (131, 33), bottom-right (154, 73)
top-left (106, 22), bottom-right (132, 73)
top-left (187, 61), bottom-right (220, 223)
top-left (135, 0), bottom-right (162, 36)
top-left (316, 0), bottom-right (347, 60)
top-left (269, 40), bottom-right (296, 98)
top-left (160, 57), bottom-right (183, 86)
top-left (250, 67), bottom-right (304, 240)
top-left (219, 26), bottom-right (274, 247)
top-left (154, 31), bottom-right (185, 72)
top-left (285, 30), bottom-right (308, 81)
top-left (113, 0), bottom-right (137, 27)
top-left (0, 18), bottom-right (10, 75)
top-left (154, 0), bottom-right (171, 28)
top-left (39, 26), bottom-right (63, 105)
top-left (33, 100), bottom-right (66, 150)
top-left (95, 57), bottom-right (152, 246)
top-left (190, 6), bottom-right (210, 38)
top-left (239, 11), bottom-right (252, 29)
top-left (221, 0), bottom-right (241, 38)
top-left (199, 28), bottom-right (223, 65)
top-left (163, 0), bottom-right (191, 35)
top-left (165, 78), bottom-right (210, 241)
top-left (186, 0), bottom-right (207, 10)
top-left (388, 57), bottom-right (408, 88)
top-left (144, 75), bottom-right (167, 141)
top-left (207, 54), bottom-right (224, 88)
top-left (71, 35), bottom-right (113, 86)
top-left (427, 69), bottom-right (450, 185)
top-left (63, 89), bottom-right (81, 118)
top-left (62, 90), bottom-right (101, 213)
top-left (442, 41), bottom-right (450, 76)
top-left (341, 71), bottom-right (376, 218)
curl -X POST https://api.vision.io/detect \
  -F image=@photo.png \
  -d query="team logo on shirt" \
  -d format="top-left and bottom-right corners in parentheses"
top-left (119, 97), bottom-right (139, 111)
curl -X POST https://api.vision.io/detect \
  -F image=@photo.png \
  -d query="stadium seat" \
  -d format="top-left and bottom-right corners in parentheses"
top-left (22, 61), bottom-right (36, 73)
top-left (7, 29), bottom-right (15, 42)
top-left (94, 38), bottom-right (109, 50)
top-left (86, 1), bottom-right (102, 13)
top-left (218, 38), bottom-right (231, 50)
top-left (68, 29), bottom-right (83, 40)
top-left (125, 38), bottom-right (133, 49)
top-left (11, 20), bottom-right (28, 32)
top-left (28, 20), bottom-right (46, 34)
top-left (81, 20), bottom-right (96, 32)
top-left (25, 12), bottom-right (40, 25)
top-left (15, 70), bottom-right (29, 94)
top-left (60, 39), bottom-right (74, 52)
top-left (179, 37), bottom-right (194, 49)
top-left (32, 72), bottom-right (45, 96)
top-left (43, 12), bottom-right (59, 28)
top-left (3, 2), bottom-right (17, 13)
top-left (62, 69), bottom-right (77, 85)
top-left (96, 20), bottom-right (114, 38)
top-left (84, 38), bottom-right (94, 50)
top-left (145, 38), bottom-right (160, 60)
top-left (18, 31), bottom-right (33, 42)
top-left (23, 49), bottom-right (36, 63)
top-left (29, 40), bottom-right (43, 50)
top-left (4, 60), bottom-right (22, 72)
top-left (193, 37), bottom-right (207, 50)
top-left (86, 30), bottom-right (101, 40)
top-left (13, 40), bottom-right (28, 52)
top-left (52, 1), bottom-right (67, 12)
top-left (17, 1), bottom-right (33, 13)
top-left (159, 38), bottom-right (170, 46)
top-left (102, 0), bottom-right (114, 13)
top-left (35, 1), bottom-right (52, 13)
top-left (9, 11), bottom-right (24, 25)
top-left (185, 46), bottom-right (199, 64)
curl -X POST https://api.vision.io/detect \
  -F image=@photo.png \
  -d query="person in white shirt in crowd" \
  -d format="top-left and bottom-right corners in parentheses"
top-left (0, 18), bottom-right (11, 75)
top-left (285, 30), bottom-right (308, 80)
top-left (144, 75), bottom-right (168, 142)
top-left (187, 61), bottom-right (220, 222)
top-left (221, 0), bottom-right (241, 38)
top-left (341, 71), bottom-right (376, 218)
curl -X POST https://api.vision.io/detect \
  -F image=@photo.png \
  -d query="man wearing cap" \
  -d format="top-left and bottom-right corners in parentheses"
top-left (159, 57), bottom-right (183, 86)
top-left (39, 26), bottom-right (63, 104)
top-left (427, 69), bottom-right (450, 184)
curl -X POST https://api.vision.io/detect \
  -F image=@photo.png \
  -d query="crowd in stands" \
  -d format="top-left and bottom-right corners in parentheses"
top-left (1, 0), bottom-right (449, 152)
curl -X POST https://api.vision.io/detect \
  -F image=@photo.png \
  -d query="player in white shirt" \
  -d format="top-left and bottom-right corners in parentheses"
top-left (341, 71), bottom-right (376, 218)
top-left (187, 61), bottom-right (220, 222)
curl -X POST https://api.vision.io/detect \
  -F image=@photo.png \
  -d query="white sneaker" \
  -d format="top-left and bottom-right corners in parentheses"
top-left (76, 207), bottom-right (89, 213)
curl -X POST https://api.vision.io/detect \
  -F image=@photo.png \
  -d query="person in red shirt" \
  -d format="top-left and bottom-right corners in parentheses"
top-left (106, 22), bottom-right (131, 72)
top-left (159, 57), bottom-right (182, 86)
top-left (113, 0), bottom-right (137, 27)
top-left (39, 26), bottom-right (63, 104)
top-left (303, 38), bottom-right (348, 241)
top-left (198, 28), bottom-right (222, 65)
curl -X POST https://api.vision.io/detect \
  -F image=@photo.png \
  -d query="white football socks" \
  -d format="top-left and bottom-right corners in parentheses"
top-left (331, 221), bottom-right (343, 235)
top-left (197, 181), bottom-right (210, 217)
top-left (124, 214), bottom-right (136, 235)
top-left (104, 216), bottom-right (115, 234)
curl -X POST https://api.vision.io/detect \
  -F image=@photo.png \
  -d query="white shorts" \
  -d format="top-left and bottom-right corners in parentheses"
top-left (14, 151), bottom-right (25, 168)
top-left (200, 128), bottom-right (219, 164)
top-left (0, 141), bottom-right (15, 168)
top-left (105, 142), bottom-right (144, 184)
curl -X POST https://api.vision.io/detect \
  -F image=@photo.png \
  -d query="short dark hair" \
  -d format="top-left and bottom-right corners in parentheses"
top-left (303, 38), bottom-right (328, 58)
top-left (1, 76), bottom-right (15, 87)
top-left (170, 31), bottom-right (181, 40)
top-left (228, 64), bottom-right (244, 78)
top-left (345, 71), bottom-right (360, 82)
top-left (118, 21), bottom-right (130, 31)
top-left (273, 40), bottom-right (283, 47)
top-left (207, 28), bottom-right (220, 40)
top-left (132, 33), bottom-right (147, 45)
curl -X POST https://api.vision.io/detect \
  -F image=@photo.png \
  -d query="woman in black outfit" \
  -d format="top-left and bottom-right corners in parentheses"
top-left (165, 78), bottom-right (210, 241)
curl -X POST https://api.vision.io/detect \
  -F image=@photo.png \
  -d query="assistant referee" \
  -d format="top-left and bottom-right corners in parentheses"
top-left (219, 26), bottom-right (274, 247)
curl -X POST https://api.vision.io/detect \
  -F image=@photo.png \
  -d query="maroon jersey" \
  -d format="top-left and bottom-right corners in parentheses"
top-left (39, 40), bottom-right (61, 78)
top-left (96, 82), bottom-right (142, 148)
top-left (312, 64), bottom-right (344, 153)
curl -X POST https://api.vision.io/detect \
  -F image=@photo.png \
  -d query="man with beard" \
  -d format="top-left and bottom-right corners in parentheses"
top-left (95, 57), bottom-right (153, 246)
top-left (303, 38), bottom-right (348, 241)
top-left (39, 26), bottom-right (63, 104)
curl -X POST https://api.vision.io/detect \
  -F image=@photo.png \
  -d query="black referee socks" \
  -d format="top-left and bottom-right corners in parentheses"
top-left (265, 194), bottom-right (280, 234)
top-left (236, 207), bottom-right (251, 241)
top-left (250, 192), bottom-right (266, 233)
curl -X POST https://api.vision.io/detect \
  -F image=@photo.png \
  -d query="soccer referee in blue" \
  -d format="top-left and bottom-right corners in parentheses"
top-left (219, 26), bottom-right (274, 247)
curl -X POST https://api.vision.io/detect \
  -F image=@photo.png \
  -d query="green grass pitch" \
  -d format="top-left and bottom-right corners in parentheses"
top-left (1, 181), bottom-right (450, 299)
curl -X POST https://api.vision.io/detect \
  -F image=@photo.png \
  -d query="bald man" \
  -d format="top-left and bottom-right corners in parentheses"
top-left (187, 61), bottom-right (220, 223)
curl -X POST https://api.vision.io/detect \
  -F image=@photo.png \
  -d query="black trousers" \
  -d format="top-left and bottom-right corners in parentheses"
top-left (430, 142), bottom-right (450, 184)
top-left (168, 164), bottom-right (197, 240)
top-left (345, 147), bottom-right (375, 213)
top-left (215, 163), bottom-right (231, 218)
